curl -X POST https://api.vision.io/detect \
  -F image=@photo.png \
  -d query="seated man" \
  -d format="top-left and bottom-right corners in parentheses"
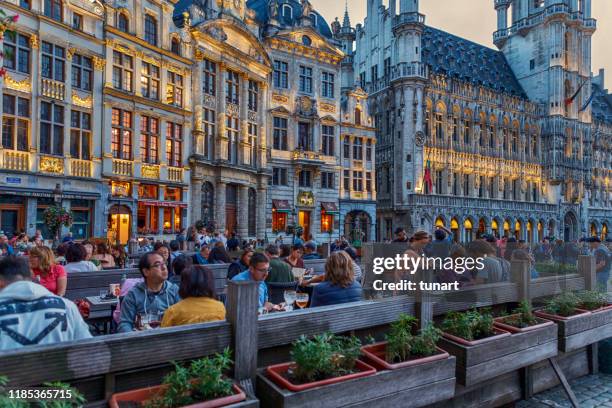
top-left (118, 252), bottom-right (181, 332)
top-left (232, 252), bottom-right (272, 310)
top-left (302, 241), bottom-right (321, 260)
top-left (0, 256), bottom-right (91, 351)
top-left (265, 244), bottom-right (295, 283)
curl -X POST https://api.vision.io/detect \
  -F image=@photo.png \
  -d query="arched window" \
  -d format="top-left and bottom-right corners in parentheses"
top-left (248, 188), bottom-right (256, 236)
top-left (171, 37), bottom-right (181, 55)
top-left (44, 0), bottom-right (62, 21)
top-left (355, 107), bottom-right (361, 125)
top-left (310, 13), bottom-right (317, 26)
top-left (282, 4), bottom-right (292, 19)
top-left (201, 182), bottom-right (214, 224)
top-left (511, 126), bottom-right (519, 154)
top-left (117, 12), bottom-right (129, 33)
top-left (302, 35), bottom-right (312, 46)
top-left (434, 111), bottom-right (444, 142)
top-left (144, 14), bottom-right (158, 46)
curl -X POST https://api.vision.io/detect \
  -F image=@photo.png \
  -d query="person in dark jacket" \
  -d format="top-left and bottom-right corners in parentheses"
top-left (227, 249), bottom-right (253, 279)
top-left (302, 241), bottom-right (321, 260)
top-left (310, 251), bottom-right (362, 307)
top-left (207, 242), bottom-right (231, 264)
top-left (226, 233), bottom-right (240, 252)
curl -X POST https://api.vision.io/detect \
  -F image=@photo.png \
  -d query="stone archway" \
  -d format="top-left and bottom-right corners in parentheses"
top-left (563, 212), bottom-right (578, 242)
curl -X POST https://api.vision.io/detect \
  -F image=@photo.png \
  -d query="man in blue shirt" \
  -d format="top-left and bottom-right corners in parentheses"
top-left (232, 252), bottom-right (270, 310)
top-left (589, 237), bottom-right (611, 290)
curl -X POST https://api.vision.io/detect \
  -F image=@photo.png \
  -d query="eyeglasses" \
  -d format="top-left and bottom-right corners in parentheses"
top-left (150, 261), bottom-right (166, 268)
top-left (254, 267), bottom-right (271, 274)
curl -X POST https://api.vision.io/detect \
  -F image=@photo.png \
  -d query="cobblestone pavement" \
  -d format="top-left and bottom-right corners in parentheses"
top-left (517, 374), bottom-right (612, 408)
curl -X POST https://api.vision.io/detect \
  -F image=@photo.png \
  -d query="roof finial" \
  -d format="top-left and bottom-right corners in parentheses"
top-left (342, 0), bottom-right (351, 28)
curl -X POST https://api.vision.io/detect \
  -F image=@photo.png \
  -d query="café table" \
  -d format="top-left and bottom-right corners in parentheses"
top-left (85, 296), bottom-right (119, 335)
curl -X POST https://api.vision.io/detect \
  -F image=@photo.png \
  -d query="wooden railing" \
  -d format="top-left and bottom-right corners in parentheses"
top-left (2, 150), bottom-right (29, 171)
top-left (70, 159), bottom-right (92, 178)
top-left (112, 159), bottom-right (133, 176)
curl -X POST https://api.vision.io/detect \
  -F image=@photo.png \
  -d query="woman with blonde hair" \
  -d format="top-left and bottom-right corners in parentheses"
top-left (29, 246), bottom-right (67, 296)
top-left (310, 251), bottom-right (362, 307)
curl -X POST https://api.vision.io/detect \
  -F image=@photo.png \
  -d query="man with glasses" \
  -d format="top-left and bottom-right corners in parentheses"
top-left (118, 252), bottom-right (180, 332)
top-left (232, 252), bottom-right (272, 310)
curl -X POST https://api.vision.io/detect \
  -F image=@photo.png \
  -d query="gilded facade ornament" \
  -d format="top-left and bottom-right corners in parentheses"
top-left (319, 102), bottom-right (336, 113)
top-left (39, 156), bottom-right (64, 174)
top-left (66, 48), bottom-right (77, 61)
top-left (29, 34), bottom-right (39, 49)
top-left (4, 74), bottom-right (31, 93)
top-left (194, 49), bottom-right (205, 61)
top-left (141, 164), bottom-right (160, 179)
top-left (272, 93), bottom-right (289, 104)
top-left (92, 56), bottom-right (106, 71)
top-left (72, 91), bottom-right (93, 109)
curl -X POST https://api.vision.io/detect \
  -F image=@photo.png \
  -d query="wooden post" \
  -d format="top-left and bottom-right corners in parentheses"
top-left (226, 280), bottom-right (259, 385)
top-left (415, 266), bottom-right (434, 330)
top-left (578, 255), bottom-right (599, 374)
top-left (510, 260), bottom-right (531, 303)
top-left (578, 255), bottom-right (596, 290)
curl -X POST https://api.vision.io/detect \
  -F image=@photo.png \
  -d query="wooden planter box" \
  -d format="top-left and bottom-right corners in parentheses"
top-left (494, 315), bottom-right (555, 334)
top-left (536, 307), bottom-right (612, 352)
top-left (439, 323), bottom-right (558, 387)
top-left (256, 355), bottom-right (456, 408)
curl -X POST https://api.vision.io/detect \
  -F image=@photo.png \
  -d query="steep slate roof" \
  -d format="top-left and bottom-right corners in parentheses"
top-left (591, 83), bottom-right (612, 125)
top-left (247, 0), bottom-right (334, 38)
top-left (422, 26), bottom-right (527, 98)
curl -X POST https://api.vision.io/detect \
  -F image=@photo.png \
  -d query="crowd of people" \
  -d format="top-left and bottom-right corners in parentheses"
top-left (0, 223), bottom-right (609, 353)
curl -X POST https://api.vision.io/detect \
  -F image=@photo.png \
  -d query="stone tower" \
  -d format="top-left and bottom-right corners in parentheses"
top-left (494, 0), bottom-right (597, 240)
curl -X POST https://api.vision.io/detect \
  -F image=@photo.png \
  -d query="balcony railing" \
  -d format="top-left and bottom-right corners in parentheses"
top-left (70, 159), bottom-right (92, 178)
top-left (168, 166), bottom-right (184, 182)
top-left (141, 164), bottom-right (160, 179)
top-left (407, 194), bottom-right (557, 214)
top-left (41, 78), bottom-right (65, 100)
top-left (2, 150), bottom-right (29, 171)
top-left (112, 159), bottom-right (133, 177)
top-left (393, 12), bottom-right (425, 32)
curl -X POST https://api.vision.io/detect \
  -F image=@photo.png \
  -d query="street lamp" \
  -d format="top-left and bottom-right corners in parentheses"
top-left (52, 183), bottom-right (63, 206)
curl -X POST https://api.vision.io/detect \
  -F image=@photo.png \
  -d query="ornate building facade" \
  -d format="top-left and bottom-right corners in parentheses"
top-left (0, 0), bottom-right (106, 240)
top-left (354, 0), bottom-right (611, 242)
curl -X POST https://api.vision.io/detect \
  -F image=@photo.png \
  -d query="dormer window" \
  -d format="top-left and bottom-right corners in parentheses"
top-left (144, 14), bottom-right (157, 46)
top-left (310, 13), bottom-right (317, 26)
top-left (302, 35), bottom-right (312, 46)
top-left (171, 37), bottom-right (180, 55)
top-left (44, 0), bottom-right (63, 22)
top-left (282, 4), bottom-right (292, 19)
top-left (117, 12), bottom-right (129, 33)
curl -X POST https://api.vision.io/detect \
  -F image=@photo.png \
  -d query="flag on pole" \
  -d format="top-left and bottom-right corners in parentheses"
top-left (579, 89), bottom-right (597, 113)
top-left (423, 160), bottom-right (433, 194)
top-left (564, 78), bottom-right (588, 107)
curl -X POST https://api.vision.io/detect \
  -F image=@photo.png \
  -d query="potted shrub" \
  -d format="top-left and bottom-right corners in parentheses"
top-left (440, 309), bottom-right (510, 346)
top-left (109, 349), bottom-right (247, 408)
top-left (361, 313), bottom-right (449, 370)
top-left (534, 291), bottom-right (591, 321)
top-left (494, 301), bottom-right (555, 333)
top-left (575, 290), bottom-right (612, 313)
top-left (265, 332), bottom-right (375, 392)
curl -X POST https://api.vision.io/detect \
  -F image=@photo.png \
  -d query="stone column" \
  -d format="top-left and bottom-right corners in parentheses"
top-left (256, 180), bottom-right (267, 241)
top-left (158, 186), bottom-right (165, 235)
top-left (217, 64), bottom-right (228, 161)
top-left (215, 181), bottom-right (226, 232)
top-left (237, 185), bottom-right (249, 239)
top-left (191, 177), bottom-right (203, 223)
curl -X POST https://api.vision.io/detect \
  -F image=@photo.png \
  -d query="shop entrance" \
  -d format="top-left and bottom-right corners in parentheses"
top-left (108, 205), bottom-right (131, 245)
top-left (0, 196), bottom-right (25, 238)
top-left (298, 210), bottom-right (311, 240)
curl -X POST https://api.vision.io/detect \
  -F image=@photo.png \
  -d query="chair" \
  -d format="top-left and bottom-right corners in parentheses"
top-left (267, 281), bottom-right (298, 304)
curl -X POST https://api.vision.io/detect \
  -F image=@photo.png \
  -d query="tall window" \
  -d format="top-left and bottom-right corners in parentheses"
top-left (203, 59), bottom-right (216, 96)
top-left (226, 70), bottom-right (239, 104)
top-left (273, 60), bottom-right (288, 89)
top-left (353, 137), bottom-right (363, 160)
top-left (463, 119), bottom-right (471, 145)
top-left (298, 122), bottom-right (311, 151)
top-left (41, 42), bottom-right (65, 82)
top-left (44, 0), bottom-right (62, 21)
top-left (511, 128), bottom-right (518, 154)
top-left (452, 117), bottom-right (458, 142)
top-left (489, 124), bottom-right (495, 148)
top-left (140, 62), bottom-right (160, 100)
top-left (248, 122), bottom-right (257, 167)
top-left (272, 168), bottom-right (288, 186)
top-left (167, 72), bottom-right (183, 107)
top-left (478, 175), bottom-right (485, 197)
top-left (248, 80), bottom-right (258, 111)
top-left (322, 71), bottom-right (334, 98)
top-left (371, 65), bottom-right (378, 82)
top-left (343, 170), bottom-right (350, 191)
top-left (171, 38), bottom-right (180, 55)
top-left (71, 54), bottom-right (92, 91)
top-left (3, 32), bottom-right (30, 74)
top-left (226, 115), bottom-right (239, 164)
top-left (322, 125), bottom-right (334, 156)
top-left (355, 107), bottom-right (361, 125)
top-left (299, 65), bottom-right (313, 94)
top-left (70, 110), bottom-right (91, 160)
top-left (343, 136), bottom-right (350, 158)
top-left (452, 173), bottom-right (460, 195)
top-left (140, 116), bottom-right (159, 164)
top-left (40, 101), bottom-right (64, 156)
top-left (111, 108), bottom-right (132, 160)
top-left (2, 94), bottom-right (29, 151)
top-left (463, 174), bottom-right (470, 196)
top-left (117, 12), bottom-right (129, 33)
top-left (366, 140), bottom-right (372, 161)
top-left (353, 171), bottom-right (363, 191)
top-left (435, 112), bottom-right (444, 141)
top-left (273, 116), bottom-right (287, 150)
top-left (384, 57), bottom-right (391, 78)
top-left (72, 13), bottom-right (83, 30)
top-left (299, 170), bottom-right (312, 188)
top-left (321, 172), bottom-right (334, 189)
top-left (203, 108), bottom-right (216, 160)
top-left (366, 172), bottom-right (372, 192)
top-left (144, 14), bottom-right (157, 46)
top-left (435, 170), bottom-right (443, 194)
top-left (166, 122), bottom-right (183, 167)
top-left (112, 51), bottom-right (133, 92)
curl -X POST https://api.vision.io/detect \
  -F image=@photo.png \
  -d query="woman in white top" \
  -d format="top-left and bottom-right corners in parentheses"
top-left (64, 243), bottom-right (99, 273)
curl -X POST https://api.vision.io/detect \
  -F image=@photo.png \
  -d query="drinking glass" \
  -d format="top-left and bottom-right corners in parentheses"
top-left (295, 293), bottom-right (309, 309)
top-left (283, 290), bottom-right (297, 311)
top-left (99, 290), bottom-right (108, 299)
top-left (146, 312), bottom-right (161, 329)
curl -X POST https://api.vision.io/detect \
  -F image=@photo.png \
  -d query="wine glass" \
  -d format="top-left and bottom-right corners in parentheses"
top-left (284, 290), bottom-right (297, 311)
top-left (295, 293), bottom-right (309, 309)
top-left (147, 312), bottom-right (161, 329)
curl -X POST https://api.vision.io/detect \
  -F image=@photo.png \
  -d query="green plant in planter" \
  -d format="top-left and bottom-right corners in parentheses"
top-left (290, 332), bottom-right (362, 384)
top-left (503, 300), bottom-right (538, 328)
top-left (576, 290), bottom-right (609, 311)
top-left (441, 309), bottom-right (495, 341)
top-left (384, 314), bottom-right (441, 362)
top-left (0, 376), bottom-right (86, 408)
top-left (410, 324), bottom-right (442, 357)
top-left (146, 348), bottom-right (234, 408)
top-left (544, 291), bottom-right (580, 317)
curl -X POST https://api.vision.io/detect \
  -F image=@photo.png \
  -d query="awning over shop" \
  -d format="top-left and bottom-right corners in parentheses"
top-left (272, 199), bottom-right (292, 213)
top-left (321, 202), bottom-right (339, 215)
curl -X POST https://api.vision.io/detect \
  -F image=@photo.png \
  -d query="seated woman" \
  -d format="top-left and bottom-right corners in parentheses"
top-left (310, 251), bottom-right (363, 307)
top-left (227, 249), bottom-right (253, 279)
top-left (64, 243), bottom-right (99, 273)
top-left (161, 265), bottom-right (226, 328)
top-left (92, 243), bottom-right (116, 269)
top-left (29, 246), bottom-right (67, 296)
